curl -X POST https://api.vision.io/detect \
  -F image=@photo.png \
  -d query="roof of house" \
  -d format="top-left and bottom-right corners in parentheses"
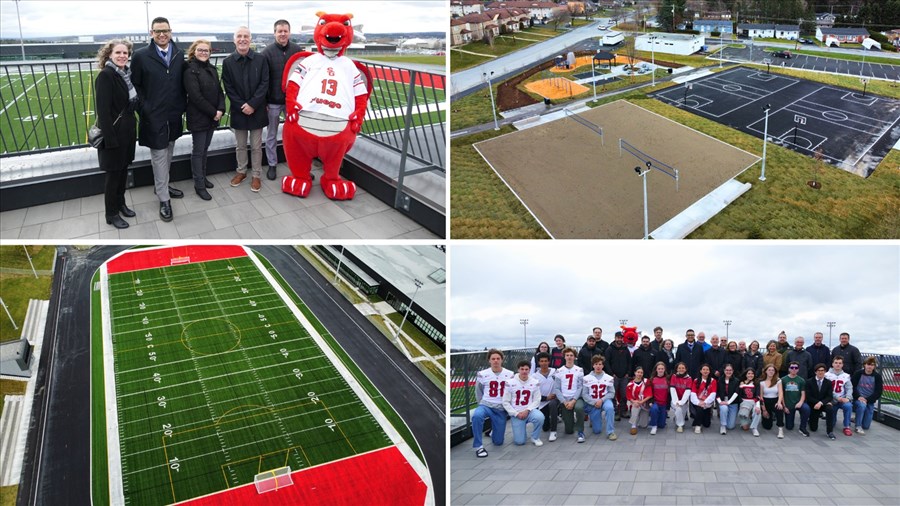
top-left (737, 23), bottom-right (798, 31)
top-left (486, 1), bottom-right (559, 9)
top-left (819, 27), bottom-right (870, 36)
top-left (695, 19), bottom-right (732, 26)
top-left (456, 12), bottom-right (494, 24)
top-left (816, 13), bottom-right (836, 19)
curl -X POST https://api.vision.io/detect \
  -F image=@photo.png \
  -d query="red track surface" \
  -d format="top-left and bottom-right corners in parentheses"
top-left (179, 446), bottom-right (427, 506)
top-left (450, 380), bottom-right (475, 389)
top-left (106, 245), bottom-right (248, 274)
top-left (364, 65), bottom-right (445, 90)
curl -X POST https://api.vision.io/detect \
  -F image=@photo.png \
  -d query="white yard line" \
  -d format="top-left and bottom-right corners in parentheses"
top-left (0, 73), bottom-right (48, 116)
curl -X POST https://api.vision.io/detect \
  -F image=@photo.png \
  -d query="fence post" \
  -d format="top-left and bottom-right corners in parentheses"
top-left (394, 70), bottom-right (418, 212)
top-left (463, 351), bottom-right (472, 439)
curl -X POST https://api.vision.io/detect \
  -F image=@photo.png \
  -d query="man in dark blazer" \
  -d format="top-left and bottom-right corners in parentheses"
top-left (806, 363), bottom-right (835, 439)
top-left (675, 329), bottom-right (705, 379)
top-left (131, 16), bottom-right (186, 222)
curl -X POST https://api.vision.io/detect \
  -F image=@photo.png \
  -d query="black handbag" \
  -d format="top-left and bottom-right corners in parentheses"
top-left (88, 110), bottom-right (124, 148)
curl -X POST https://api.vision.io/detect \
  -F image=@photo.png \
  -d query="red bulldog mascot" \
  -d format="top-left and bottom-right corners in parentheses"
top-left (281, 12), bottom-right (372, 200)
top-left (621, 326), bottom-right (639, 348)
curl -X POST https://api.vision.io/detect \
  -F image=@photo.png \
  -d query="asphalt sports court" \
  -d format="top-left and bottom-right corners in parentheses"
top-left (650, 66), bottom-right (900, 176)
top-left (93, 245), bottom-right (428, 505)
top-left (474, 100), bottom-right (760, 239)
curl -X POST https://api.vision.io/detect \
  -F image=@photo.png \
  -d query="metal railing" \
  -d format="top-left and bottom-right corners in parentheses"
top-left (0, 57), bottom-right (446, 207)
top-left (451, 349), bottom-right (900, 445)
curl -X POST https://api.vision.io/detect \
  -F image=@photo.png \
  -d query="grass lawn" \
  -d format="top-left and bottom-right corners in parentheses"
top-left (359, 55), bottom-right (446, 66)
top-left (385, 312), bottom-right (445, 358)
top-left (785, 48), bottom-right (900, 65)
top-left (0, 378), bottom-right (27, 414)
top-left (0, 485), bottom-right (18, 506)
top-left (449, 67), bottom-right (900, 239)
top-left (0, 245), bottom-right (55, 271)
top-left (451, 28), bottom-right (563, 72)
top-left (449, 83), bottom-right (499, 131)
top-left (0, 273), bottom-right (52, 342)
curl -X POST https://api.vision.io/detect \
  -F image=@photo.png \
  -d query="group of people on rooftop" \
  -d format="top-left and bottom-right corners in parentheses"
top-left (470, 327), bottom-right (884, 458)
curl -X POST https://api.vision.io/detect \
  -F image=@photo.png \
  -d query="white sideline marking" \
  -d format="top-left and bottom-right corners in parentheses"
top-left (0, 74), bottom-right (48, 116)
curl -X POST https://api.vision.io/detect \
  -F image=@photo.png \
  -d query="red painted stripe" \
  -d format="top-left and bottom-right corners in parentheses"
top-left (178, 446), bottom-right (426, 506)
top-left (363, 65), bottom-right (445, 90)
top-left (450, 381), bottom-right (475, 389)
top-left (884, 385), bottom-right (900, 393)
top-left (106, 245), bottom-right (248, 274)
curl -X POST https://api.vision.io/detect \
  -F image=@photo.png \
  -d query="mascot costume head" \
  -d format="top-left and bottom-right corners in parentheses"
top-left (621, 326), bottom-right (639, 347)
top-left (280, 12), bottom-right (372, 200)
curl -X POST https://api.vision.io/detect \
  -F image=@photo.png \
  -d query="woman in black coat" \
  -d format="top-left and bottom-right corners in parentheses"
top-left (95, 40), bottom-right (138, 229)
top-left (183, 39), bottom-right (225, 200)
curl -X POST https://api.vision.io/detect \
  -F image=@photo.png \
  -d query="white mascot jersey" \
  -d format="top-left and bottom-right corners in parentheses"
top-left (288, 53), bottom-right (366, 121)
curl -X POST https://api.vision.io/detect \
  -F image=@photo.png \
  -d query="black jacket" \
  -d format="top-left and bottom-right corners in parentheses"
top-left (604, 342), bottom-right (632, 378)
top-left (675, 341), bottom-right (705, 378)
top-left (131, 41), bottom-right (185, 149)
top-left (222, 49), bottom-right (269, 130)
top-left (785, 348), bottom-right (814, 379)
top-left (742, 351), bottom-right (764, 376)
top-left (831, 344), bottom-right (863, 377)
top-left (806, 344), bottom-right (831, 377)
top-left (631, 344), bottom-right (656, 377)
top-left (261, 41), bottom-right (302, 104)
top-left (850, 369), bottom-right (883, 404)
top-left (724, 350), bottom-right (743, 375)
top-left (806, 377), bottom-right (834, 408)
top-left (716, 375), bottom-right (740, 403)
top-left (705, 346), bottom-right (727, 378)
top-left (577, 342), bottom-right (606, 376)
top-left (183, 59), bottom-right (226, 132)
top-left (95, 66), bottom-right (136, 171)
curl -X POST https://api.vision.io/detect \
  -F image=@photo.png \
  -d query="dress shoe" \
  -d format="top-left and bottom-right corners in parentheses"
top-left (106, 215), bottom-right (129, 229)
top-left (230, 172), bottom-right (247, 186)
top-left (168, 186), bottom-right (184, 198)
top-left (119, 205), bottom-right (136, 218)
top-left (159, 201), bottom-right (173, 222)
top-left (267, 165), bottom-right (277, 180)
top-left (196, 188), bottom-right (212, 201)
top-left (251, 177), bottom-right (261, 192)
top-left (204, 179), bottom-right (214, 189)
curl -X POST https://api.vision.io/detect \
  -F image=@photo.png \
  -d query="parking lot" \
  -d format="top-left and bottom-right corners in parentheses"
top-left (719, 44), bottom-right (900, 81)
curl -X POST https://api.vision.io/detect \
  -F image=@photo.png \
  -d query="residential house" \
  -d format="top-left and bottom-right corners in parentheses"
top-left (737, 23), bottom-right (799, 40)
top-left (485, 1), bottom-right (558, 21)
top-left (487, 7), bottom-right (530, 33)
top-left (815, 12), bottom-right (836, 28)
top-left (451, 12), bottom-right (501, 46)
top-left (450, 0), bottom-right (485, 17)
top-left (885, 29), bottom-right (900, 48)
top-left (815, 26), bottom-right (869, 44)
top-left (694, 19), bottom-right (733, 34)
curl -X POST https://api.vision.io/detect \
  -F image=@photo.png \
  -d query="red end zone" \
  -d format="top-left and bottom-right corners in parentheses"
top-left (179, 446), bottom-right (427, 506)
top-left (364, 65), bottom-right (445, 90)
top-left (106, 245), bottom-right (248, 274)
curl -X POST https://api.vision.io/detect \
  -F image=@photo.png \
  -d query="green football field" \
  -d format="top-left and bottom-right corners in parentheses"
top-left (94, 250), bottom-right (403, 505)
top-left (0, 61), bottom-right (444, 154)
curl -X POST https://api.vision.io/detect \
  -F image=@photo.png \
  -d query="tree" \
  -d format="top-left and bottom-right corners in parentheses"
top-left (550, 7), bottom-right (571, 31)
top-left (657, 0), bottom-right (686, 32)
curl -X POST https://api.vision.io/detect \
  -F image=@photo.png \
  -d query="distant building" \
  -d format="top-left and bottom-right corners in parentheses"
top-left (737, 23), bottom-right (799, 40)
top-left (635, 32), bottom-right (704, 55)
top-left (451, 12), bottom-right (500, 45)
top-left (816, 26), bottom-right (869, 45)
top-left (450, 0), bottom-right (485, 17)
top-left (885, 29), bottom-right (900, 47)
top-left (485, 1), bottom-right (558, 20)
top-left (694, 19), bottom-right (733, 34)
top-left (815, 12), bottom-right (836, 28)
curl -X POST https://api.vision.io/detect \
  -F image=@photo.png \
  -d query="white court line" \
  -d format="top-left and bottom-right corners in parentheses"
top-left (774, 126), bottom-right (827, 153)
top-left (110, 291), bottom-right (283, 320)
top-left (784, 104), bottom-right (883, 135)
top-left (849, 112), bottom-right (900, 168)
top-left (800, 98), bottom-right (894, 126)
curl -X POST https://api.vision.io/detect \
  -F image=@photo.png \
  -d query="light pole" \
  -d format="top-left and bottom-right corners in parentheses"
top-left (15, 0), bottom-right (25, 61)
top-left (759, 103), bottom-right (771, 181)
top-left (635, 162), bottom-right (650, 239)
top-left (0, 297), bottom-right (17, 330)
top-left (719, 29), bottom-right (724, 68)
top-left (398, 279), bottom-right (424, 338)
top-left (671, 3), bottom-right (675, 33)
top-left (144, 1), bottom-right (151, 32)
top-left (826, 321), bottom-right (836, 348)
top-left (619, 319), bottom-right (628, 326)
top-left (245, 1), bottom-right (253, 31)
top-left (591, 54), bottom-right (597, 100)
top-left (649, 34), bottom-right (656, 86)
top-left (22, 246), bottom-right (37, 278)
top-left (333, 245), bottom-right (345, 284)
top-left (484, 71), bottom-right (499, 130)
top-left (520, 318), bottom-right (529, 348)
top-left (723, 320), bottom-right (732, 341)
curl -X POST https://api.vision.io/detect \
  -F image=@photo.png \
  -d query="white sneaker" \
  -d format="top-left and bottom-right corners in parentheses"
top-left (694, 426), bottom-right (701, 434)
top-left (777, 428), bottom-right (784, 439)
top-left (577, 432), bottom-right (585, 443)
top-left (532, 438), bottom-right (543, 447)
top-left (676, 426), bottom-right (683, 433)
top-left (752, 428), bottom-right (760, 437)
top-left (650, 426), bottom-right (657, 435)
top-left (856, 427), bottom-right (865, 435)
top-left (549, 431), bottom-right (558, 442)
top-left (720, 426), bottom-right (727, 435)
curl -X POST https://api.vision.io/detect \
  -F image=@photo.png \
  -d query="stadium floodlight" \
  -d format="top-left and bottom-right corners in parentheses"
top-left (759, 103), bottom-right (771, 181)
top-left (1, 297), bottom-right (18, 330)
top-left (245, 2), bottom-right (254, 32)
top-left (144, 1), bottom-right (151, 32)
top-left (484, 71), bottom-right (500, 130)
top-left (333, 245), bottom-right (345, 284)
top-left (826, 321), bottom-right (836, 348)
top-left (520, 318), bottom-right (529, 348)
top-left (649, 34), bottom-right (657, 86)
top-left (619, 319), bottom-right (628, 326)
top-left (15, 0), bottom-right (25, 61)
top-left (398, 278), bottom-right (424, 339)
top-left (22, 245), bottom-right (37, 278)
top-left (723, 319), bottom-right (732, 340)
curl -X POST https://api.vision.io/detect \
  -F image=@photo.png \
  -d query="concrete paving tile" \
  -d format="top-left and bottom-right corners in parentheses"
top-left (0, 226), bottom-right (21, 239)
top-left (264, 191), bottom-right (303, 213)
top-left (451, 494), bottom-right (475, 505)
top-left (304, 201), bottom-right (355, 227)
top-left (453, 481), bottom-right (492, 495)
top-left (451, 469), bottom-right (481, 482)
top-left (339, 192), bottom-right (389, 219)
top-left (173, 212), bottom-right (215, 237)
top-left (98, 229), bottom-right (120, 239)
top-left (233, 222), bottom-right (261, 240)
top-left (39, 213), bottom-right (99, 239)
top-left (595, 495), bottom-right (644, 505)
top-left (0, 208), bottom-right (27, 230)
top-left (633, 471), bottom-right (670, 482)
top-left (199, 226), bottom-right (239, 239)
top-left (295, 231), bottom-right (321, 239)
top-left (62, 198), bottom-right (81, 217)
top-left (668, 482), bottom-right (707, 496)
top-left (344, 209), bottom-right (420, 238)
top-left (127, 185), bottom-right (160, 205)
top-left (876, 497), bottom-right (900, 505)
top-left (23, 201), bottom-right (63, 226)
top-left (631, 482), bottom-right (661, 496)
top-left (207, 201), bottom-right (262, 230)
top-left (525, 480), bottom-right (577, 495)
top-left (118, 221), bottom-right (160, 240)
top-left (700, 497), bottom-right (740, 505)
top-left (313, 222), bottom-right (361, 239)
top-left (250, 214), bottom-right (312, 239)
top-left (738, 498), bottom-right (772, 506)
top-left (465, 495), bottom-right (508, 505)
top-left (559, 470), bottom-right (610, 482)
top-left (776, 484), bottom-right (829, 497)
top-left (704, 483), bottom-right (737, 496)
top-left (249, 197), bottom-right (278, 218)
top-left (80, 194), bottom-right (105, 215)
top-left (499, 494), bottom-right (553, 505)
top-left (870, 484), bottom-right (900, 498)
top-left (493, 481), bottom-right (539, 495)
top-left (181, 193), bottom-right (224, 214)
top-left (155, 219), bottom-right (181, 239)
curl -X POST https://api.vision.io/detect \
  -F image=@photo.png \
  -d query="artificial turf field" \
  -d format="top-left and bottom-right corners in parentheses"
top-left (0, 60), bottom-right (445, 154)
top-left (92, 245), bottom-right (429, 505)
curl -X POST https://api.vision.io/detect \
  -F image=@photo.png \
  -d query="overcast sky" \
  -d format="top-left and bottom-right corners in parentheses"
top-left (451, 243), bottom-right (900, 355)
top-left (0, 0), bottom-right (445, 38)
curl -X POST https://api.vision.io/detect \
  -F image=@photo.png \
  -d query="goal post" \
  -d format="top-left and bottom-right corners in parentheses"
top-left (170, 256), bottom-right (191, 266)
top-left (254, 466), bottom-right (293, 494)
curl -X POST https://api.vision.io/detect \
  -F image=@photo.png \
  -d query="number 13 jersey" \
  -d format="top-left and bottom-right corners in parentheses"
top-left (288, 53), bottom-right (367, 121)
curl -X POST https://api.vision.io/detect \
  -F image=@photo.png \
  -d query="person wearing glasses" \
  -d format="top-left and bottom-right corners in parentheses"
top-left (131, 16), bottom-right (186, 222)
top-left (261, 19), bottom-right (302, 181)
top-left (183, 39), bottom-right (225, 201)
top-left (781, 361), bottom-right (811, 436)
top-left (95, 39), bottom-right (138, 229)
top-left (785, 336), bottom-right (813, 379)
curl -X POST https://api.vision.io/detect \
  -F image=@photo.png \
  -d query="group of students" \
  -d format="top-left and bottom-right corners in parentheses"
top-left (94, 16), bottom-right (302, 229)
top-left (470, 328), bottom-right (884, 457)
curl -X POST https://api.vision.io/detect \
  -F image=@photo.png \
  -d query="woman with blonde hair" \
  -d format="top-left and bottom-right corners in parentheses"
top-left (762, 340), bottom-right (782, 373)
top-left (183, 38), bottom-right (225, 200)
top-left (95, 39), bottom-right (138, 229)
top-left (759, 363), bottom-right (785, 438)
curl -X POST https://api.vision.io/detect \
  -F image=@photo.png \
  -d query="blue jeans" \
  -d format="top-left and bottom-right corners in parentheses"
top-left (853, 400), bottom-right (875, 430)
top-left (649, 402), bottom-right (668, 429)
top-left (472, 405), bottom-right (507, 448)
top-left (785, 403), bottom-right (810, 431)
top-left (718, 403), bottom-right (738, 430)
top-left (585, 399), bottom-right (615, 434)
top-left (830, 401), bottom-right (852, 429)
top-left (510, 409), bottom-right (546, 444)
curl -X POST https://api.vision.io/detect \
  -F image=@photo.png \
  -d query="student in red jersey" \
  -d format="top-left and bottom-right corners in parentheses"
top-left (717, 363), bottom-right (740, 434)
top-left (669, 362), bottom-right (692, 433)
top-left (737, 368), bottom-right (762, 437)
top-left (502, 361), bottom-right (545, 446)
top-left (759, 364), bottom-right (785, 438)
top-left (627, 366), bottom-right (653, 435)
top-left (532, 352), bottom-right (559, 441)
top-left (471, 349), bottom-right (515, 457)
top-left (648, 362), bottom-right (670, 435)
top-left (553, 347), bottom-right (586, 442)
top-left (691, 364), bottom-right (717, 433)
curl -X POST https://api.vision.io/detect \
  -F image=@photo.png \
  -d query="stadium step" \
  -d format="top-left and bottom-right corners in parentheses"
top-left (0, 394), bottom-right (25, 486)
